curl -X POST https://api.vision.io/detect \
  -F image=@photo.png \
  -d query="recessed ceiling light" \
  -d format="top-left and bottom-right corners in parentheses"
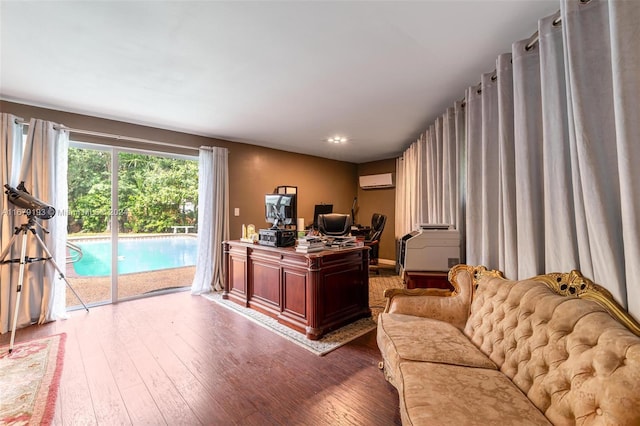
top-left (327, 135), bottom-right (347, 144)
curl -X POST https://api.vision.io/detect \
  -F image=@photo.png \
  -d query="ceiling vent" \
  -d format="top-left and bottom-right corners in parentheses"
top-left (359, 173), bottom-right (394, 189)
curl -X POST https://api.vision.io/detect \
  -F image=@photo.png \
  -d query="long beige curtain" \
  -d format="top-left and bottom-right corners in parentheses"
top-left (396, 0), bottom-right (640, 319)
top-left (0, 114), bottom-right (25, 334)
top-left (19, 119), bottom-right (70, 324)
top-left (0, 116), bottom-right (68, 334)
top-left (191, 146), bottom-right (229, 294)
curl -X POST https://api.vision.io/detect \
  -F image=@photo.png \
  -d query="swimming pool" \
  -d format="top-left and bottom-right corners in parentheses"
top-left (71, 236), bottom-right (198, 277)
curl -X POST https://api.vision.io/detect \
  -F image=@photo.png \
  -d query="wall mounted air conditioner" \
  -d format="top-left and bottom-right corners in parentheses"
top-left (359, 173), bottom-right (394, 189)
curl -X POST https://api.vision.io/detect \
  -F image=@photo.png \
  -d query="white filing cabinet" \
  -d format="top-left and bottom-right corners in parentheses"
top-left (399, 225), bottom-right (460, 273)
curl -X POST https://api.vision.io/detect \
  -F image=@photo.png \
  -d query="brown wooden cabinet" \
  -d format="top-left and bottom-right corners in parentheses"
top-left (223, 240), bottom-right (371, 340)
top-left (403, 270), bottom-right (453, 290)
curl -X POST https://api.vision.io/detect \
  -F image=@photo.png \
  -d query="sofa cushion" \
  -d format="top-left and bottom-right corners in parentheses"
top-left (399, 361), bottom-right (551, 426)
top-left (464, 275), bottom-right (640, 425)
top-left (378, 313), bottom-right (497, 374)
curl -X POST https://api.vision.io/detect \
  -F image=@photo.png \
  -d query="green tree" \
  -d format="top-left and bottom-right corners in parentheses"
top-left (68, 148), bottom-right (198, 234)
top-left (67, 149), bottom-right (111, 232)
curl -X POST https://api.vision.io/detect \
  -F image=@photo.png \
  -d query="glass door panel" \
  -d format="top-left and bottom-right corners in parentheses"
top-left (66, 146), bottom-right (114, 308)
top-left (116, 152), bottom-right (198, 300)
top-left (66, 146), bottom-right (198, 307)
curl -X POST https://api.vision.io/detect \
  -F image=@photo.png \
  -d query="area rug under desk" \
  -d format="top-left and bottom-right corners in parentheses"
top-left (202, 292), bottom-right (377, 356)
top-left (0, 333), bottom-right (66, 426)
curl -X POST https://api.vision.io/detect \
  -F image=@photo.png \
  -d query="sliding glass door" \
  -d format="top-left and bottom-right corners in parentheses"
top-left (115, 151), bottom-right (198, 300)
top-left (65, 146), bottom-right (113, 307)
top-left (66, 144), bottom-right (198, 308)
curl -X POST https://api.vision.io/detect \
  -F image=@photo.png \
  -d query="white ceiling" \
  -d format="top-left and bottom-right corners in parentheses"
top-left (0, 1), bottom-right (559, 163)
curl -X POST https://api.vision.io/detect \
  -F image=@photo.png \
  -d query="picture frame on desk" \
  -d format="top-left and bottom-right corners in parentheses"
top-left (240, 224), bottom-right (259, 243)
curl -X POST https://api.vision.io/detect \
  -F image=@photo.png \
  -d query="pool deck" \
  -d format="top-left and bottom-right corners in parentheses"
top-left (66, 265), bottom-right (196, 307)
top-left (65, 233), bottom-right (197, 307)
top-left (68, 232), bottom-right (197, 242)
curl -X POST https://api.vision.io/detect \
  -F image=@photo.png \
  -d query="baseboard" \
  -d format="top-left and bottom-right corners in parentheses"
top-left (377, 258), bottom-right (396, 266)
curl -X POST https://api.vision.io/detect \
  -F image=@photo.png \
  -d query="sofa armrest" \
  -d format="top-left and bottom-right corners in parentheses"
top-left (382, 265), bottom-right (477, 330)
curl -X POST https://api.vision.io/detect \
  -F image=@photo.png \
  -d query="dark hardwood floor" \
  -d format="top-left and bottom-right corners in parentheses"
top-left (1, 291), bottom-right (402, 425)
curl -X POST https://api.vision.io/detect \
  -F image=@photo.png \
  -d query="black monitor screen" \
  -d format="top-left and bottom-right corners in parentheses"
top-left (312, 204), bottom-right (333, 228)
top-left (265, 194), bottom-right (296, 228)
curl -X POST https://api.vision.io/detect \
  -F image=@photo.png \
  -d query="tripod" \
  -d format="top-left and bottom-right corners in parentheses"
top-left (1, 215), bottom-right (89, 354)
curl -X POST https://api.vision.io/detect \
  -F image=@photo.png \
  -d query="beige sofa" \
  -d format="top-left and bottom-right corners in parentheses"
top-left (377, 264), bottom-right (640, 426)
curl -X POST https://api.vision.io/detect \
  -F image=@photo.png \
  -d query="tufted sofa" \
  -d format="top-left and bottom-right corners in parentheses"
top-left (377, 264), bottom-right (640, 425)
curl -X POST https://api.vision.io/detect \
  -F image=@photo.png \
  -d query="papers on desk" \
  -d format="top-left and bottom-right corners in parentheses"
top-left (325, 236), bottom-right (357, 247)
top-left (324, 236), bottom-right (364, 250)
top-left (295, 236), bottom-right (326, 253)
top-left (295, 236), bottom-right (363, 253)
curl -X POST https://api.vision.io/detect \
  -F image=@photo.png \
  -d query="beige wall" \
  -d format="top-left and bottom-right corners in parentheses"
top-left (226, 143), bottom-right (358, 237)
top-left (1, 101), bottom-right (396, 260)
top-left (356, 160), bottom-right (396, 262)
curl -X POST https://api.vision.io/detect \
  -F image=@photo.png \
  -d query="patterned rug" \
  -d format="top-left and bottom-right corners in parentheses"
top-left (0, 333), bottom-right (66, 426)
top-left (203, 268), bottom-right (403, 356)
top-left (369, 267), bottom-right (404, 320)
top-left (203, 292), bottom-right (377, 356)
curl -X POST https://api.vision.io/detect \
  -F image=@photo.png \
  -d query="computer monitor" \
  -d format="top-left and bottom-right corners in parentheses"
top-left (312, 204), bottom-right (333, 229)
top-left (265, 193), bottom-right (296, 228)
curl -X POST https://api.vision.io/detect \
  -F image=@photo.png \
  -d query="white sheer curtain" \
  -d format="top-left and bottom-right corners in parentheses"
top-left (479, 72), bottom-right (500, 270)
top-left (539, 11), bottom-right (580, 276)
top-left (394, 157), bottom-right (406, 239)
top-left (395, 141), bottom-right (420, 239)
top-left (398, 0), bottom-right (640, 319)
top-left (0, 114), bottom-right (25, 334)
top-left (465, 83), bottom-right (482, 267)
top-left (454, 101), bottom-right (467, 262)
top-left (0, 117), bottom-right (68, 334)
top-left (609, 0), bottom-right (640, 318)
top-left (496, 53), bottom-right (517, 278)
top-left (513, 37), bottom-right (544, 279)
top-left (559, 0), bottom-right (632, 312)
top-left (466, 0), bottom-right (640, 318)
top-left (395, 103), bottom-right (465, 241)
top-left (191, 146), bottom-right (229, 294)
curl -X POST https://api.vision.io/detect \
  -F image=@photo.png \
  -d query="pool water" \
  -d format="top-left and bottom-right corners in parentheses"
top-left (71, 237), bottom-right (198, 277)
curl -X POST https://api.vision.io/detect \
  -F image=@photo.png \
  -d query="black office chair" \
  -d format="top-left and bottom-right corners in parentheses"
top-left (365, 213), bottom-right (387, 269)
top-left (317, 213), bottom-right (352, 237)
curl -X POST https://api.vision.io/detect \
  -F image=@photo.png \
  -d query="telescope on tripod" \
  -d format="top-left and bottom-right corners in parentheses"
top-left (5, 182), bottom-right (56, 220)
top-left (1, 182), bottom-right (88, 354)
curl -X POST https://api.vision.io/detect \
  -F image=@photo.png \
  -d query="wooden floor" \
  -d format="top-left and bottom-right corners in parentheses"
top-left (1, 291), bottom-right (402, 425)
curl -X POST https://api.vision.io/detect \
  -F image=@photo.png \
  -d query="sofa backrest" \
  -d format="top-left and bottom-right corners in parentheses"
top-left (463, 268), bottom-right (640, 425)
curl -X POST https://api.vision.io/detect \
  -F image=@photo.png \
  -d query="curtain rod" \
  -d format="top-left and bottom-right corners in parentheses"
top-left (15, 118), bottom-right (199, 152)
top-left (525, 16), bottom-right (562, 52)
top-left (460, 12), bottom-right (562, 102)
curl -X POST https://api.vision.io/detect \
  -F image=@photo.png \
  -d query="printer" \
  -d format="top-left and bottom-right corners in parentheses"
top-left (398, 224), bottom-right (460, 274)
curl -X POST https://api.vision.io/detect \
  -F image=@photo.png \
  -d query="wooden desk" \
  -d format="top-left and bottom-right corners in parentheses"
top-left (223, 240), bottom-right (371, 340)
